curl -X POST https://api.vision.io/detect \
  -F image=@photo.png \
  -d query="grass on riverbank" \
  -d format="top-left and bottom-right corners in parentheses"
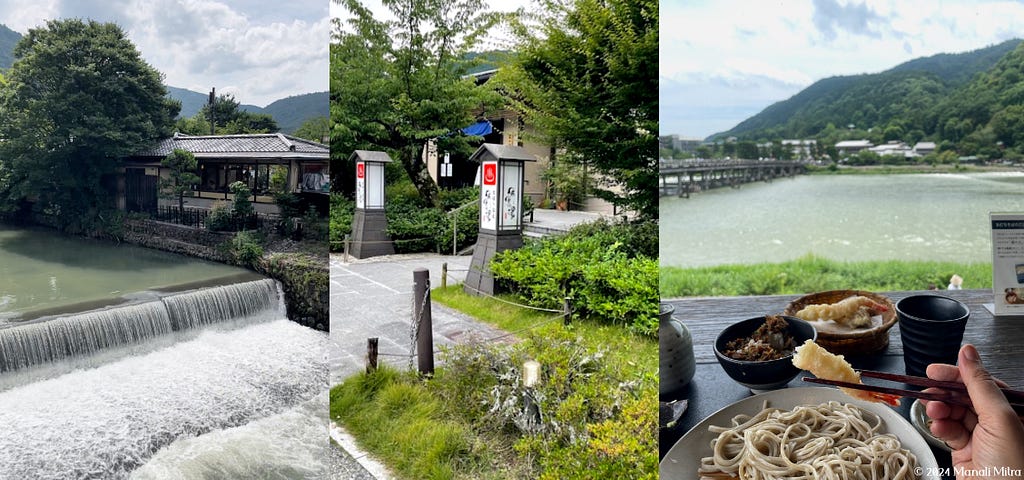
top-left (660, 255), bottom-right (991, 298)
top-left (330, 286), bottom-right (657, 480)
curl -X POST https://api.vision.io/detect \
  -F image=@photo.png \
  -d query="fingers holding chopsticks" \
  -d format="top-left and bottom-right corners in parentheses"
top-left (922, 344), bottom-right (1024, 472)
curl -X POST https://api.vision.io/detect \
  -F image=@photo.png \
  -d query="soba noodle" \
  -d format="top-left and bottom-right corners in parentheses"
top-left (698, 401), bottom-right (918, 480)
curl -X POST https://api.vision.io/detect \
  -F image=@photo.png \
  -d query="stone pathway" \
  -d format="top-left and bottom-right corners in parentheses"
top-left (328, 252), bottom-right (516, 479)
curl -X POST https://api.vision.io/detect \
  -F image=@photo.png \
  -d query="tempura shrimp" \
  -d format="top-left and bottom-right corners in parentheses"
top-left (792, 339), bottom-right (901, 407)
top-left (795, 295), bottom-right (888, 328)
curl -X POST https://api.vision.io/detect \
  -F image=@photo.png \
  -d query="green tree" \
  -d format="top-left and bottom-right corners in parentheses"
top-left (160, 148), bottom-right (200, 212)
top-left (178, 93), bottom-right (278, 135)
top-left (0, 19), bottom-right (178, 231)
top-left (330, 0), bottom-right (502, 205)
top-left (294, 116), bottom-right (330, 143)
top-left (736, 141), bottom-right (758, 159)
top-left (497, 0), bottom-right (658, 219)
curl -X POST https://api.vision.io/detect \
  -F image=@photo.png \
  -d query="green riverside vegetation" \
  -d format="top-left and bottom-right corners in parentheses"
top-left (330, 286), bottom-right (657, 480)
top-left (660, 255), bottom-right (992, 298)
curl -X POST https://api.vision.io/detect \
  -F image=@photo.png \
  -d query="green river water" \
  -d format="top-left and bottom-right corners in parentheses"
top-left (659, 172), bottom-right (1024, 267)
top-left (0, 225), bottom-right (254, 321)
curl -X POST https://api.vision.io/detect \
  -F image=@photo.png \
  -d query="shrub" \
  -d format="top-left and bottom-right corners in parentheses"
top-left (205, 201), bottom-right (235, 231)
top-left (229, 181), bottom-right (254, 218)
top-left (431, 328), bottom-right (656, 479)
top-left (299, 206), bottom-right (328, 241)
top-left (329, 194), bottom-right (354, 252)
top-left (228, 230), bottom-right (264, 267)
top-left (489, 220), bottom-right (659, 336)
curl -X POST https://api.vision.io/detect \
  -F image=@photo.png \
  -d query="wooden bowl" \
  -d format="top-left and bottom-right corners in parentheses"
top-left (782, 290), bottom-right (896, 355)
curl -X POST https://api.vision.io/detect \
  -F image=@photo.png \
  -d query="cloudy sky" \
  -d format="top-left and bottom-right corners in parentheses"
top-left (661, 0), bottom-right (1024, 139)
top-left (0, 0), bottom-right (329, 107)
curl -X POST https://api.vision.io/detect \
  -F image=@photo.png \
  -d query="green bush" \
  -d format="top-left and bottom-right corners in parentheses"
top-left (489, 221), bottom-right (659, 336)
top-left (228, 230), bottom-right (264, 267)
top-left (205, 201), bottom-right (235, 231)
top-left (430, 328), bottom-right (656, 479)
top-left (329, 194), bottom-right (354, 252)
top-left (300, 206), bottom-right (328, 241)
top-left (229, 181), bottom-right (254, 218)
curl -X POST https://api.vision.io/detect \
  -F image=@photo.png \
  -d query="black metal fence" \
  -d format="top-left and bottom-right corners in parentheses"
top-left (152, 205), bottom-right (277, 232)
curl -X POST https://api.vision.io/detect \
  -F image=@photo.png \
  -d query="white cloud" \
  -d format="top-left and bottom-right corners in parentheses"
top-left (0, 0), bottom-right (328, 107)
top-left (661, 0), bottom-right (1024, 137)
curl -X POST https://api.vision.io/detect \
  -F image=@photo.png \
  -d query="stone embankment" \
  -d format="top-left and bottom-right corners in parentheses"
top-left (122, 218), bottom-right (328, 331)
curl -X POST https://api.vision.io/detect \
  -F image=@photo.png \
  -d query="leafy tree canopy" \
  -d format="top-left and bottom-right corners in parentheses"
top-left (0, 19), bottom-right (179, 231)
top-left (175, 93), bottom-right (278, 135)
top-left (330, 0), bottom-right (504, 204)
top-left (294, 115), bottom-right (330, 143)
top-left (496, 0), bottom-right (658, 219)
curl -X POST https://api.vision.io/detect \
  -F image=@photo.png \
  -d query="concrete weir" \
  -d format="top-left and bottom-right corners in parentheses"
top-left (0, 278), bottom-right (282, 373)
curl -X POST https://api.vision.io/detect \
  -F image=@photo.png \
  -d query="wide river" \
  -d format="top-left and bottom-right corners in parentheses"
top-left (659, 172), bottom-right (1024, 267)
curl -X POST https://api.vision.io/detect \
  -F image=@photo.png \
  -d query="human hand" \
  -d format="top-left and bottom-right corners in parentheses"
top-left (923, 344), bottom-right (1024, 479)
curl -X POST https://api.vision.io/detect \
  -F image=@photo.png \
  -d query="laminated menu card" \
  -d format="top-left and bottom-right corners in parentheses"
top-left (991, 213), bottom-right (1024, 315)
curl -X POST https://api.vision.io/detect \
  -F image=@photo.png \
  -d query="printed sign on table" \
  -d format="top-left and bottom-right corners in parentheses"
top-left (991, 212), bottom-right (1024, 315)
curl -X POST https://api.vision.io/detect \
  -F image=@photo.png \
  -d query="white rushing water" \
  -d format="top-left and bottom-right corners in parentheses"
top-left (131, 393), bottom-right (336, 480)
top-left (0, 318), bottom-right (327, 479)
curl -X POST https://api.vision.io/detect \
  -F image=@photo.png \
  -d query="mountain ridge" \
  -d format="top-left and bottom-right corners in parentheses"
top-left (710, 39), bottom-right (1023, 141)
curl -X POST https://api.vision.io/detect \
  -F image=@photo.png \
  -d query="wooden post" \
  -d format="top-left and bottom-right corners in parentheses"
top-left (366, 337), bottom-right (378, 373)
top-left (441, 262), bottom-right (448, 289)
top-left (343, 234), bottom-right (350, 262)
top-left (563, 297), bottom-right (572, 325)
top-left (413, 268), bottom-right (434, 376)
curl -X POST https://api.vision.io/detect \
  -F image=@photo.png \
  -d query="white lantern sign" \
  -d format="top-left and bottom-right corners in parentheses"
top-left (350, 150), bottom-right (392, 210)
top-left (470, 144), bottom-right (536, 233)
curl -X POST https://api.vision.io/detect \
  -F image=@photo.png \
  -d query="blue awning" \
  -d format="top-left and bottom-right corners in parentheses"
top-left (461, 120), bottom-right (493, 137)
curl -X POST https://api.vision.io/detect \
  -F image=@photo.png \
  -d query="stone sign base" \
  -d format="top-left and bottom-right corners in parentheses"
top-left (350, 209), bottom-right (394, 259)
top-left (464, 230), bottom-right (523, 296)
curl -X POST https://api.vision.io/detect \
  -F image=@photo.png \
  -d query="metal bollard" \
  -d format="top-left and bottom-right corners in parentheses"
top-left (413, 268), bottom-right (434, 376)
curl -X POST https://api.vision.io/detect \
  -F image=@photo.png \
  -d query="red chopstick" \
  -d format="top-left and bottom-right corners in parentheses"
top-left (858, 370), bottom-right (1024, 405)
top-left (801, 373), bottom-right (1024, 414)
top-left (801, 377), bottom-right (974, 408)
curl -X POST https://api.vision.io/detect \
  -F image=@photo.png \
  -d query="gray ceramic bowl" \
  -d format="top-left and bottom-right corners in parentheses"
top-left (714, 315), bottom-right (817, 393)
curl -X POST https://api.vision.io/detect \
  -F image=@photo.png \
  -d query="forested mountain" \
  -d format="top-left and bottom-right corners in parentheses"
top-left (167, 86), bottom-right (261, 118)
top-left (711, 39), bottom-right (1022, 145)
top-left (166, 88), bottom-right (326, 134)
top-left (0, 24), bottom-right (22, 69)
top-left (262, 92), bottom-right (329, 133)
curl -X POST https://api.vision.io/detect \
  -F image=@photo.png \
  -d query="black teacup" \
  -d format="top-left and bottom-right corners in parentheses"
top-left (896, 295), bottom-right (970, 377)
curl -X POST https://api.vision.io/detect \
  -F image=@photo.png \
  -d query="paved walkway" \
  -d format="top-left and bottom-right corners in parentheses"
top-left (328, 252), bottom-right (517, 479)
top-left (525, 208), bottom-right (621, 236)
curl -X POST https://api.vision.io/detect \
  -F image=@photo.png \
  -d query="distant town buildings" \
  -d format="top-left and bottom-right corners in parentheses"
top-left (835, 139), bottom-right (873, 155)
top-left (659, 134), bottom-right (704, 155)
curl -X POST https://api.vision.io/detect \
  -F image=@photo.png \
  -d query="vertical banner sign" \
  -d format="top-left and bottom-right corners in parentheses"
top-left (480, 161), bottom-right (498, 231)
top-left (991, 212), bottom-right (1024, 315)
top-left (355, 162), bottom-right (365, 209)
top-left (500, 163), bottom-right (520, 230)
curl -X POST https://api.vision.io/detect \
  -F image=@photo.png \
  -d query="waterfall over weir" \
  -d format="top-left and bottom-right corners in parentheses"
top-left (0, 278), bottom-right (281, 373)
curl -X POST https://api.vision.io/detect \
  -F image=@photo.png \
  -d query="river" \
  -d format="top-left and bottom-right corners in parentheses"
top-left (659, 172), bottom-right (1024, 267)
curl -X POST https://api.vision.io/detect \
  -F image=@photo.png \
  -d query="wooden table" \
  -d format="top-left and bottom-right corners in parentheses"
top-left (660, 289), bottom-right (1024, 477)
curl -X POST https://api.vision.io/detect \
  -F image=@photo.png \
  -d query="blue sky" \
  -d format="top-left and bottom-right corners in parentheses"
top-left (661, 0), bottom-right (1024, 139)
top-left (0, 0), bottom-right (329, 106)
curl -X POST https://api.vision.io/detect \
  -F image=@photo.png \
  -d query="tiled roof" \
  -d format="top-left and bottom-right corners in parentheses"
top-left (132, 133), bottom-right (328, 158)
top-left (469, 143), bottom-right (538, 162)
top-left (349, 150), bottom-right (393, 163)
